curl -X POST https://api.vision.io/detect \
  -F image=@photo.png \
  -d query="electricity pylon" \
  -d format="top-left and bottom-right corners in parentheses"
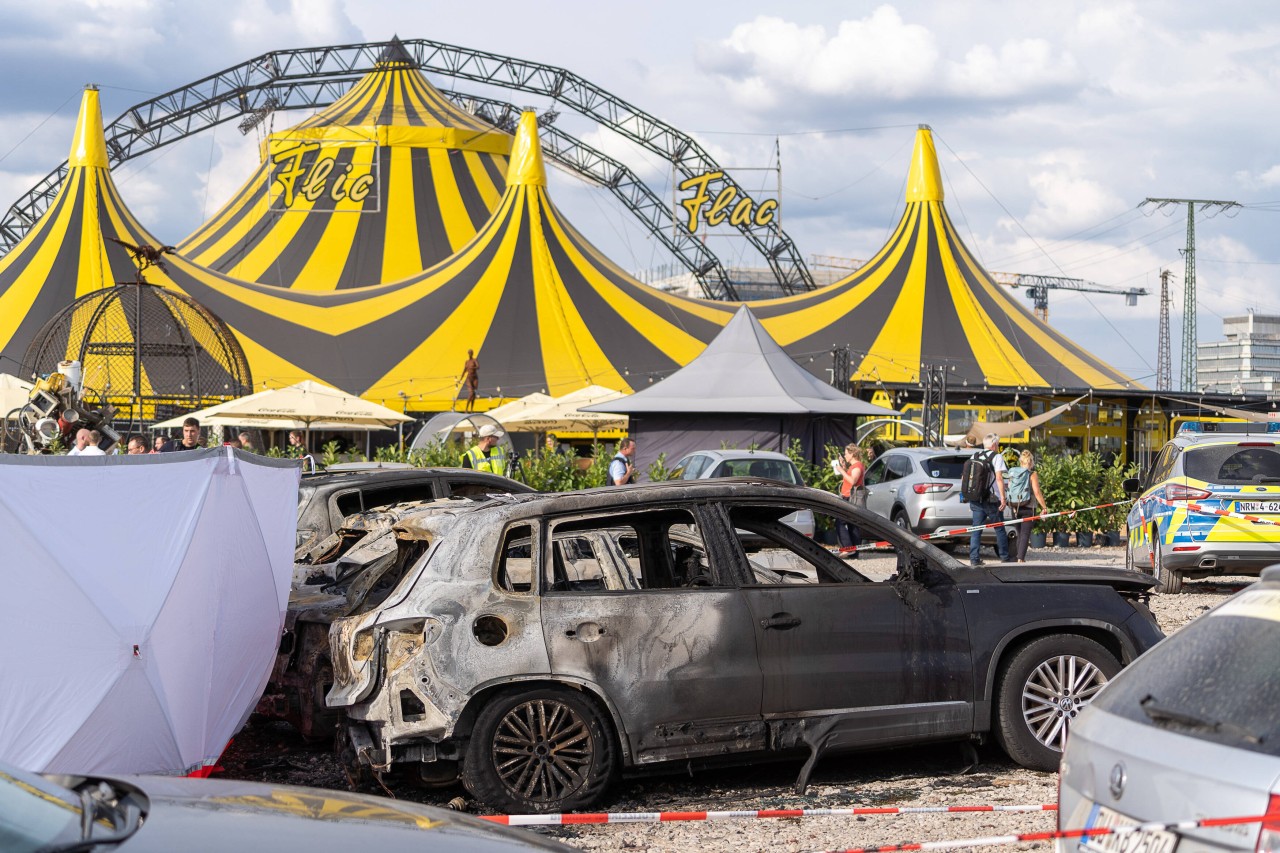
top-left (1142, 198), bottom-right (1241, 390)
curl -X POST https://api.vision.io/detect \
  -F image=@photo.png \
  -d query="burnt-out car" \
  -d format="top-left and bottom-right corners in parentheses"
top-left (326, 481), bottom-right (1163, 813)
top-left (295, 468), bottom-right (535, 551)
top-left (261, 478), bottom-right (530, 741)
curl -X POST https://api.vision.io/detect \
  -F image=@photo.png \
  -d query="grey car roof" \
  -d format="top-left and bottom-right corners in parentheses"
top-left (678, 449), bottom-right (795, 463)
top-left (878, 447), bottom-right (980, 458)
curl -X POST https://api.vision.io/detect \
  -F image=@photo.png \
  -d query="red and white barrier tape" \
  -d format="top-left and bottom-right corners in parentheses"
top-left (480, 803), bottom-right (1056, 826)
top-left (1156, 496), bottom-right (1280, 527)
top-left (811, 813), bottom-right (1266, 853)
top-left (845, 500), bottom-right (1133, 551)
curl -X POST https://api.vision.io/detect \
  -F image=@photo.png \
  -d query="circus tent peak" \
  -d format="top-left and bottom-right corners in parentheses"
top-left (68, 86), bottom-right (109, 169)
top-left (752, 124), bottom-right (1140, 392)
top-left (0, 86), bottom-right (161, 369)
top-left (177, 39), bottom-right (512, 290)
top-left (0, 86), bottom-right (248, 400)
top-left (151, 111), bottom-right (734, 409)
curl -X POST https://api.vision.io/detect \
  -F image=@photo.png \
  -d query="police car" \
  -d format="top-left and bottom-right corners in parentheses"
top-left (1126, 421), bottom-right (1280, 593)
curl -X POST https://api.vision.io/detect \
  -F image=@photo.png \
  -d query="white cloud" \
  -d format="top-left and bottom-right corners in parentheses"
top-left (699, 7), bottom-right (1082, 112)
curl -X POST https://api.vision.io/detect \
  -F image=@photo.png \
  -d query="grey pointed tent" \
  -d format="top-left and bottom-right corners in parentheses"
top-left (586, 306), bottom-right (898, 472)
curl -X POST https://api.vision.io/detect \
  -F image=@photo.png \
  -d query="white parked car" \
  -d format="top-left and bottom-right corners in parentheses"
top-left (668, 449), bottom-right (815, 537)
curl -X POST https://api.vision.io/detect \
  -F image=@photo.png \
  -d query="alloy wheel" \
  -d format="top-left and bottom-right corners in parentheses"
top-left (492, 698), bottom-right (594, 804)
top-left (1020, 654), bottom-right (1108, 752)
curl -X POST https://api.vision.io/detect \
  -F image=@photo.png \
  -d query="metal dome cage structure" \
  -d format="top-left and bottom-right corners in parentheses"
top-left (21, 282), bottom-right (252, 427)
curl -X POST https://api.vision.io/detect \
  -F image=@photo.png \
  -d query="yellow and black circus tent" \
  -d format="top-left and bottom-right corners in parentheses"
top-left (177, 38), bottom-right (511, 290)
top-left (154, 112), bottom-right (733, 408)
top-left (0, 87), bottom-right (249, 403)
top-left (0, 88), bottom-right (169, 369)
top-left (752, 126), bottom-right (1140, 392)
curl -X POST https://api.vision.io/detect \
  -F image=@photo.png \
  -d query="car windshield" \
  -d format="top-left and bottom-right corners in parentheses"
top-left (0, 766), bottom-right (83, 852)
top-left (1183, 444), bottom-right (1280, 484)
top-left (924, 455), bottom-right (969, 479)
top-left (1088, 586), bottom-right (1280, 756)
top-left (712, 458), bottom-right (802, 485)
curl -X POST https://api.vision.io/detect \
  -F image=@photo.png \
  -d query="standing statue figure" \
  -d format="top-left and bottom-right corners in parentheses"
top-left (460, 349), bottom-right (480, 413)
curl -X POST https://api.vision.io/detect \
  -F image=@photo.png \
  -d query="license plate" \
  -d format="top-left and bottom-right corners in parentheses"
top-left (1080, 805), bottom-right (1178, 853)
top-left (1236, 501), bottom-right (1280, 513)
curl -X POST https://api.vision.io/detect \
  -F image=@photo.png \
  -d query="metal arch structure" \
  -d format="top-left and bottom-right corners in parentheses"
top-left (442, 90), bottom-right (739, 300)
top-left (0, 38), bottom-right (813, 295)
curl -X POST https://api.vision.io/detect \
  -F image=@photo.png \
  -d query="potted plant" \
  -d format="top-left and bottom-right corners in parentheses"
top-left (1035, 454), bottom-right (1073, 547)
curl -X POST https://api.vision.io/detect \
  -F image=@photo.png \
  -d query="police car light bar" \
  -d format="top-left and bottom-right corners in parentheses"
top-left (1176, 421), bottom-right (1280, 435)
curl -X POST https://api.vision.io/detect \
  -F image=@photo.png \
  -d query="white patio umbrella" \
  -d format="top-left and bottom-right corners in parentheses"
top-left (502, 385), bottom-right (629, 434)
top-left (0, 373), bottom-right (34, 416)
top-left (485, 392), bottom-right (554, 424)
top-left (162, 380), bottom-right (412, 450)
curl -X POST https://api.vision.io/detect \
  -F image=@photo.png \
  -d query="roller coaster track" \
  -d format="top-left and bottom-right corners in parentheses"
top-left (0, 38), bottom-right (813, 295)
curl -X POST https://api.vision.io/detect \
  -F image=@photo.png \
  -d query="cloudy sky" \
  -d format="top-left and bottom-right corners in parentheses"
top-left (1, 0), bottom-right (1277, 388)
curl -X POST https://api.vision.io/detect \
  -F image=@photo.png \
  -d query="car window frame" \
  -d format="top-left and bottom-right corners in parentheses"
top-left (538, 503), bottom-right (727, 593)
top-left (863, 456), bottom-right (889, 486)
top-left (708, 495), bottom-right (964, 587)
top-left (887, 454), bottom-right (915, 479)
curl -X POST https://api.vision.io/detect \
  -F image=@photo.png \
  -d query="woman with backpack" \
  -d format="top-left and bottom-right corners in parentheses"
top-left (1005, 449), bottom-right (1049, 562)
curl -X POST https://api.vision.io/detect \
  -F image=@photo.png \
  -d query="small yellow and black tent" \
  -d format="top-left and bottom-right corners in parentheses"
top-left (0, 88), bottom-right (249, 408)
top-left (0, 88), bottom-right (151, 368)
top-left (751, 126), bottom-right (1140, 392)
top-left (177, 38), bottom-right (511, 290)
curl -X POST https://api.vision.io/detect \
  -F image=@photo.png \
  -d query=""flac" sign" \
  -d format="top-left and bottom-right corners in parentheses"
top-left (677, 171), bottom-right (778, 234)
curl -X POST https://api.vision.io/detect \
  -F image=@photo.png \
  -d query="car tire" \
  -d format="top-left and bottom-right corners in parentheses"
top-left (1151, 528), bottom-right (1183, 594)
top-left (462, 687), bottom-right (617, 813)
top-left (891, 509), bottom-right (911, 532)
top-left (994, 634), bottom-right (1120, 771)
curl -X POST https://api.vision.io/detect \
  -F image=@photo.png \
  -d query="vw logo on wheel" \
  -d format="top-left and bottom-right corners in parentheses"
top-left (1109, 762), bottom-right (1127, 800)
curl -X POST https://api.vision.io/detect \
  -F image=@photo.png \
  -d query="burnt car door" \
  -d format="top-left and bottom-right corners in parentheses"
top-left (720, 500), bottom-right (973, 750)
top-left (538, 505), bottom-right (765, 766)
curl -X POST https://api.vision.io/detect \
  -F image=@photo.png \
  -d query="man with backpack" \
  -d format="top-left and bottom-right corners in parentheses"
top-left (962, 433), bottom-right (1010, 566)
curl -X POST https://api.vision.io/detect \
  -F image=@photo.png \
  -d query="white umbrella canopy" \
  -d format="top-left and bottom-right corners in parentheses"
top-left (485, 392), bottom-right (554, 424)
top-left (503, 385), bottom-right (629, 433)
top-left (205, 380), bottom-right (412, 427)
top-left (0, 373), bottom-right (34, 415)
top-left (153, 386), bottom-right (396, 431)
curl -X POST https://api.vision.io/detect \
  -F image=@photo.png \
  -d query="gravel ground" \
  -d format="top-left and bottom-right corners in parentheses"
top-left (219, 545), bottom-right (1250, 853)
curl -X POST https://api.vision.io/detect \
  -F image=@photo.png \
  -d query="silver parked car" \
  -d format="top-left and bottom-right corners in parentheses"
top-left (863, 447), bottom-right (981, 547)
top-left (668, 448), bottom-right (815, 537)
top-left (1057, 565), bottom-right (1280, 853)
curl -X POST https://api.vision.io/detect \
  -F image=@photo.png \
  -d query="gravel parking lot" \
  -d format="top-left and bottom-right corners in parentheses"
top-left (220, 545), bottom-right (1251, 853)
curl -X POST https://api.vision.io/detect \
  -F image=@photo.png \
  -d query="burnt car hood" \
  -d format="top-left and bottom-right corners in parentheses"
top-left (988, 562), bottom-right (1155, 592)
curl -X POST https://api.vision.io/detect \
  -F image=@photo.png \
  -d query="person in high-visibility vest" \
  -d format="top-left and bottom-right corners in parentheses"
top-left (463, 423), bottom-right (509, 476)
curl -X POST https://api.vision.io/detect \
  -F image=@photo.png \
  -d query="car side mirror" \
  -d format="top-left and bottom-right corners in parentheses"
top-left (1122, 477), bottom-right (1141, 495)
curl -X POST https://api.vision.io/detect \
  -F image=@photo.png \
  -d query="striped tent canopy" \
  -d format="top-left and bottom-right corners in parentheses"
top-left (154, 112), bottom-right (734, 409)
top-left (751, 126), bottom-right (1140, 392)
top-left (0, 88), bottom-right (205, 377)
top-left (177, 37), bottom-right (512, 290)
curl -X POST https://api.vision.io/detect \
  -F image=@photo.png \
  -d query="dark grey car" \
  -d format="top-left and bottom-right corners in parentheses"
top-left (327, 480), bottom-right (1163, 813)
top-left (0, 760), bottom-right (570, 852)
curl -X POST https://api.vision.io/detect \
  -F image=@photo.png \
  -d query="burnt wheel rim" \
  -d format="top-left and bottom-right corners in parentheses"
top-left (492, 699), bottom-right (594, 803)
top-left (1021, 654), bottom-right (1108, 752)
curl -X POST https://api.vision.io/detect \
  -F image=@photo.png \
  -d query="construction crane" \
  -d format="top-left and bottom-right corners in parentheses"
top-left (808, 256), bottom-right (1148, 321)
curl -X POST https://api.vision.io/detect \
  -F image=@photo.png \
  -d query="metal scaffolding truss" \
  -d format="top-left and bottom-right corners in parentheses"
top-left (0, 38), bottom-right (813, 294)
